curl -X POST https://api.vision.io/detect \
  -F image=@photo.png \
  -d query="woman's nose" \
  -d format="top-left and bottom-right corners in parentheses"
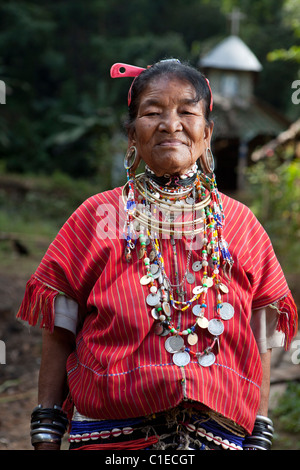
top-left (158, 111), bottom-right (183, 133)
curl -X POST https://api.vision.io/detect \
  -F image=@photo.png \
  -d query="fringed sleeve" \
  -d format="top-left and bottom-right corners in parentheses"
top-left (17, 275), bottom-right (63, 332)
top-left (233, 199), bottom-right (299, 352)
top-left (16, 192), bottom-right (114, 332)
top-left (273, 291), bottom-right (298, 351)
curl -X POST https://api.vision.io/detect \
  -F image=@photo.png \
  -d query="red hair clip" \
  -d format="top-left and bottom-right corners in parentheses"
top-left (205, 78), bottom-right (213, 112)
top-left (110, 63), bottom-right (146, 106)
top-left (110, 63), bottom-right (146, 79)
top-left (110, 62), bottom-right (213, 111)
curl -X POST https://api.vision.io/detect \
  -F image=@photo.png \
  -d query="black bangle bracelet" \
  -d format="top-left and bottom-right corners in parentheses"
top-left (31, 427), bottom-right (64, 438)
top-left (31, 405), bottom-right (69, 438)
top-left (31, 421), bottom-right (67, 433)
top-left (31, 405), bottom-right (68, 424)
top-left (31, 433), bottom-right (62, 446)
top-left (243, 415), bottom-right (274, 450)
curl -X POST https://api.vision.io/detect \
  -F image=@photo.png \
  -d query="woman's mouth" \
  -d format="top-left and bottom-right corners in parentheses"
top-left (157, 139), bottom-right (184, 147)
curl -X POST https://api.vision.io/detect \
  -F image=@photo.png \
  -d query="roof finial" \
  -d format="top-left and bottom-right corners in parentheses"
top-left (227, 7), bottom-right (245, 36)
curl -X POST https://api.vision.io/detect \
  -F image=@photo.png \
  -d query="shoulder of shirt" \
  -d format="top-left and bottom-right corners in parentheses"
top-left (220, 192), bottom-right (258, 220)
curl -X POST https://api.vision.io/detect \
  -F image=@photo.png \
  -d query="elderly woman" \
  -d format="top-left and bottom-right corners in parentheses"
top-left (18, 59), bottom-right (297, 451)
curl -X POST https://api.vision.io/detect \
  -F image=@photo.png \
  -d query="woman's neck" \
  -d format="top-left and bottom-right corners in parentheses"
top-left (144, 164), bottom-right (198, 189)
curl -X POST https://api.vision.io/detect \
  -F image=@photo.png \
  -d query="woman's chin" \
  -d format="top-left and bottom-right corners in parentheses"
top-left (147, 153), bottom-right (194, 177)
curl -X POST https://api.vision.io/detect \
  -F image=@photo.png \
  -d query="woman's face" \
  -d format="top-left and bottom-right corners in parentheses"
top-left (128, 76), bottom-right (213, 177)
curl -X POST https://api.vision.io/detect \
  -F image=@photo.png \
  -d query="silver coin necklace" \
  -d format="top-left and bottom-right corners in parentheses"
top-left (139, 174), bottom-right (234, 368)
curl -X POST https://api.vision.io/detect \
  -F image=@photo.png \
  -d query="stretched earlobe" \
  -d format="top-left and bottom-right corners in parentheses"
top-left (124, 145), bottom-right (141, 172)
top-left (199, 148), bottom-right (215, 175)
top-left (124, 146), bottom-right (138, 170)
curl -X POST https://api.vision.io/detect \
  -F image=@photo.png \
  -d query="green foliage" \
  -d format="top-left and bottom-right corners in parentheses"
top-left (0, 171), bottom-right (102, 237)
top-left (273, 382), bottom-right (300, 433)
top-left (0, 0), bottom-right (298, 185)
top-left (267, 0), bottom-right (300, 64)
top-left (246, 151), bottom-right (300, 272)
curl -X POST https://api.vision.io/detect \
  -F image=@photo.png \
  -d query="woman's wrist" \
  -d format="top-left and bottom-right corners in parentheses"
top-left (30, 404), bottom-right (68, 450)
top-left (33, 442), bottom-right (61, 451)
top-left (243, 415), bottom-right (274, 450)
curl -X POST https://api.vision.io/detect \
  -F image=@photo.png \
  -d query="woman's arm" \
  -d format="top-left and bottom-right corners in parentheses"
top-left (34, 326), bottom-right (75, 450)
top-left (257, 348), bottom-right (272, 417)
top-left (251, 306), bottom-right (284, 416)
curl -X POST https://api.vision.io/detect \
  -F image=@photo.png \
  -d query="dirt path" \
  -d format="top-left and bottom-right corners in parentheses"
top-left (0, 267), bottom-right (299, 451)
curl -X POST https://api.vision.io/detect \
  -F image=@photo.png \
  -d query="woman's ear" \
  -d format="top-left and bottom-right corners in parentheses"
top-left (127, 125), bottom-right (136, 148)
top-left (204, 120), bottom-right (214, 148)
top-left (199, 121), bottom-right (215, 174)
top-left (127, 130), bottom-right (141, 172)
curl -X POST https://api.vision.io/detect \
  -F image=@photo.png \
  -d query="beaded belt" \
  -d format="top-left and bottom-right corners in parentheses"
top-left (69, 406), bottom-right (245, 450)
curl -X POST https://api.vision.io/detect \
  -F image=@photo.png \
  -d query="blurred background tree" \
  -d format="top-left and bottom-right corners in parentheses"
top-left (0, 0), bottom-right (299, 451)
top-left (0, 0), bottom-right (298, 185)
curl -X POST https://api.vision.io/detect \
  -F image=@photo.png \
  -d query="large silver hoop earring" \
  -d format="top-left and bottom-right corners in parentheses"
top-left (200, 148), bottom-right (215, 174)
top-left (206, 148), bottom-right (215, 173)
top-left (124, 146), bottom-right (138, 170)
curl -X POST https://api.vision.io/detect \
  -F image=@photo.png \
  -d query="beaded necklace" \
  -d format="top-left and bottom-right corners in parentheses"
top-left (122, 168), bottom-right (234, 368)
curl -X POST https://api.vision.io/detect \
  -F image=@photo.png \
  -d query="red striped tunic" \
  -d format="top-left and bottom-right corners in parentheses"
top-left (17, 187), bottom-right (297, 434)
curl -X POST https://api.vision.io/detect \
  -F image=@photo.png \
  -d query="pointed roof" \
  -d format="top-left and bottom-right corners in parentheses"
top-left (200, 35), bottom-right (263, 72)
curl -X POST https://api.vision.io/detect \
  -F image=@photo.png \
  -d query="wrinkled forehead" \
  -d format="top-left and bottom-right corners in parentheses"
top-left (137, 74), bottom-right (201, 106)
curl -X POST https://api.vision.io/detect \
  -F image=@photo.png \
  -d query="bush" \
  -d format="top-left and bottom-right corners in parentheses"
top-left (246, 151), bottom-right (300, 273)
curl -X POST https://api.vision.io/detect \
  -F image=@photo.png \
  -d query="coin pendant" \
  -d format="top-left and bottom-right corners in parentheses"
top-left (192, 304), bottom-right (202, 317)
top-left (149, 249), bottom-right (156, 262)
top-left (154, 323), bottom-right (164, 335)
top-left (150, 264), bottom-right (159, 275)
top-left (208, 318), bottom-right (224, 336)
top-left (151, 268), bottom-right (161, 279)
top-left (203, 277), bottom-right (213, 287)
top-left (192, 261), bottom-right (202, 272)
top-left (197, 316), bottom-right (209, 329)
top-left (173, 351), bottom-right (190, 366)
top-left (188, 332), bottom-right (198, 346)
top-left (219, 302), bottom-right (234, 321)
top-left (160, 327), bottom-right (169, 336)
top-left (219, 283), bottom-right (229, 294)
top-left (168, 335), bottom-right (184, 352)
top-left (175, 199), bottom-right (184, 206)
top-left (162, 301), bottom-right (171, 316)
top-left (151, 308), bottom-right (160, 320)
top-left (146, 293), bottom-right (160, 306)
top-left (165, 336), bottom-right (181, 353)
top-left (193, 285), bottom-right (203, 295)
top-left (140, 275), bottom-right (152, 285)
top-left (186, 197), bottom-right (195, 205)
top-left (165, 337), bottom-right (177, 353)
top-left (186, 272), bottom-right (195, 284)
top-left (198, 352), bottom-right (216, 367)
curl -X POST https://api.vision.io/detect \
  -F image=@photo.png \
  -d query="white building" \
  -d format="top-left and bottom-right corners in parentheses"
top-left (199, 34), bottom-right (289, 191)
